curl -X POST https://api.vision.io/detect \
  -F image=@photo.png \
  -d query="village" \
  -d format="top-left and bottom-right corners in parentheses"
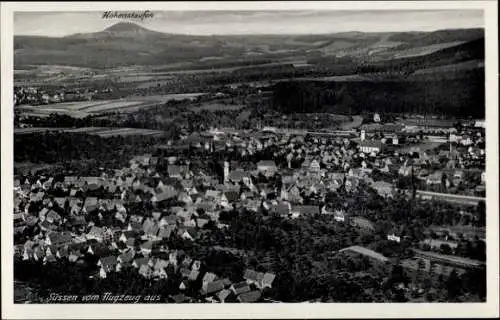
top-left (13, 112), bottom-right (486, 303)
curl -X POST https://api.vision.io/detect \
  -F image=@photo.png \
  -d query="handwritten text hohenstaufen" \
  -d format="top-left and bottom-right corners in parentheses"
top-left (102, 11), bottom-right (154, 21)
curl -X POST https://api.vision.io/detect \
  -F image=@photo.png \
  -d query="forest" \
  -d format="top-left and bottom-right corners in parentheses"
top-left (14, 133), bottom-right (175, 176)
top-left (271, 71), bottom-right (484, 118)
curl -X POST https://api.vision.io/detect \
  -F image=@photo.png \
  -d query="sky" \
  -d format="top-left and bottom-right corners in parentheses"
top-left (14, 10), bottom-right (484, 37)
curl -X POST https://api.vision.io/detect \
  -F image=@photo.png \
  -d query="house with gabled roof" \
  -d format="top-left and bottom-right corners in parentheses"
top-left (56, 246), bottom-right (69, 259)
top-left (169, 293), bottom-right (190, 303)
top-left (167, 165), bottom-right (184, 179)
top-left (68, 250), bottom-right (83, 263)
top-left (216, 289), bottom-right (232, 303)
top-left (202, 272), bottom-right (217, 285)
top-left (38, 207), bottom-right (49, 221)
top-left (39, 220), bottom-right (57, 232)
top-left (83, 197), bottom-right (99, 213)
top-left (45, 231), bottom-right (72, 246)
top-left (180, 228), bottom-right (198, 241)
top-left (257, 160), bottom-right (277, 177)
top-left (152, 186), bottom-right (178, 204)
top-left (14, 244), bottom-right (24, 258)
top-left (290, 205), bottom-right (320, 218)
top-left (179, 279), bottom-right (189, 291)
top-left (261, 272), bottom-right (276, 289)
top-left (229, 169), bottom-right (253, 186)
top-left (68, 198), bottom-right (82, 215)
top-left (178, 191), bottom-right (194, 205)
top-left (34, 246), bottom-right (47, 261)
top-left (69, 188), bottom-right (79, 197)
top-left (98, 256), bottom-right (118, 278)
top-left (30, 191), bottom-right (45, 203)
top-left (119, 230), bottom-right (136, 243)
top-left (159, 214), bottom-right (178, 227)
top-left (205, 189), bottom-right (222, 200)
top-left (230, 281), bottom-right (251, 296)
top-left (237, 290), bottom-right (262, 303)
top-left (358, 140), bottom-right (384, 154)
top-left (87, 242), bottom-right (111, 257)
top-left (140, 240), bottom-right (155, 255)
top-left (201, 279), bottom-right (226, 296)
top-left (157, 225), bottom-right (176, 240)
top-left (177, 207), bottom-right (195, 220)
top-left (222, 190), bottom-right (239, 206)
top-left (139, 264), bottom-right (154, 279)
top-left (243, 269), bottom-right (276, 289)
top-left (43, 254), bottom-right (57, 265)
top-left (45, 245), bottom-right (58, 258)
top-left (133, 257), bottom-right (149, 269)
top-left (53, 197), bottom-right (67, 208)
top-left (179, 267), bottom-right (191, 279)
top-left (195, 218), bottom-right (210, 229)
top-left (142, 217), bottom-right (156, 231)
top-left (86, 226), bottom-right (105, 242)
top-left (243, 269), bottom-right (262, 286)
top-left (153, 259), bottom-right (169, 279)
top-left (127, 221), bottom-right (143, 233)
top-left (117, 249), bottom-right (135, 271)
top-left (22, 245), bottom-right (34, 261)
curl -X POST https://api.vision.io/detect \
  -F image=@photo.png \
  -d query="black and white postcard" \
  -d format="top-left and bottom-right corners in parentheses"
top-left (1, 1), bottom-right (498, 319)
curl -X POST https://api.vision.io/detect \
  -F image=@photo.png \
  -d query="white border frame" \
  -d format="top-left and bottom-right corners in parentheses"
top-left (2, 1), bottom-right (498, 319)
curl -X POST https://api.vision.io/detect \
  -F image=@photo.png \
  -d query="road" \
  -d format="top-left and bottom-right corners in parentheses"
top-left (271, 128), bottom-right (357, 137)
top-left (403, 189), bottom-right (485, 206)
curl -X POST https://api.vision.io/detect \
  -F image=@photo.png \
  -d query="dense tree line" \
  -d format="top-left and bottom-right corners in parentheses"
top-left (272, 76), bottom-right (485, 118)
top-left (14, 133), bottom-right (173, 175)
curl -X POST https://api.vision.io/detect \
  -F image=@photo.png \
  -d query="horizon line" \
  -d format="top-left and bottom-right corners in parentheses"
top-left (14, 21), bottom-right (485, 38)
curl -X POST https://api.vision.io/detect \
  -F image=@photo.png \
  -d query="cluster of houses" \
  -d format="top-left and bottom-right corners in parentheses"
top-left (13, 149), bottom-right (286, 302)
top-left (13, 114), bottom-right (486, 302)
top-left (14, 85), bottom-right (115, 106)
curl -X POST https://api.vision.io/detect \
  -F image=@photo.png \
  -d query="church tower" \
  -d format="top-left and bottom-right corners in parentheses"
top-left (223, 161), bottom-right (230, 184)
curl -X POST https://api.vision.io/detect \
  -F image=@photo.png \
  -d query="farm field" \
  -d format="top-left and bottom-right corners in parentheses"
top-left (393, 41), bottom-right (466, 59)
top-left (411, 59), bottom-right (484, 75)
top-left (14, 127), bottom-right (166, 137)
top-left (80, 101), bottom-right (142, 113)
top-left (16, 93), bottom-right (207, 117)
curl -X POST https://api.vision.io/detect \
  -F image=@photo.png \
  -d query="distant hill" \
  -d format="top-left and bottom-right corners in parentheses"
top-left (357, 37), bottom-right (484, 75)
top-left (14, 23), bottom-right (484, 69)
top-left (271, 29), bottom-right (485, 118)
top-left (387, 28), bottom-right (484, 49)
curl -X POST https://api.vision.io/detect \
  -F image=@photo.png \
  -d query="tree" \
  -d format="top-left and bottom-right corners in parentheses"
top-left (440, 243), bottom-right (453, 255)
top-left (476, 201), bottom-right (486, 227)
top-left (446, 270), bottom-right (462, 300)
